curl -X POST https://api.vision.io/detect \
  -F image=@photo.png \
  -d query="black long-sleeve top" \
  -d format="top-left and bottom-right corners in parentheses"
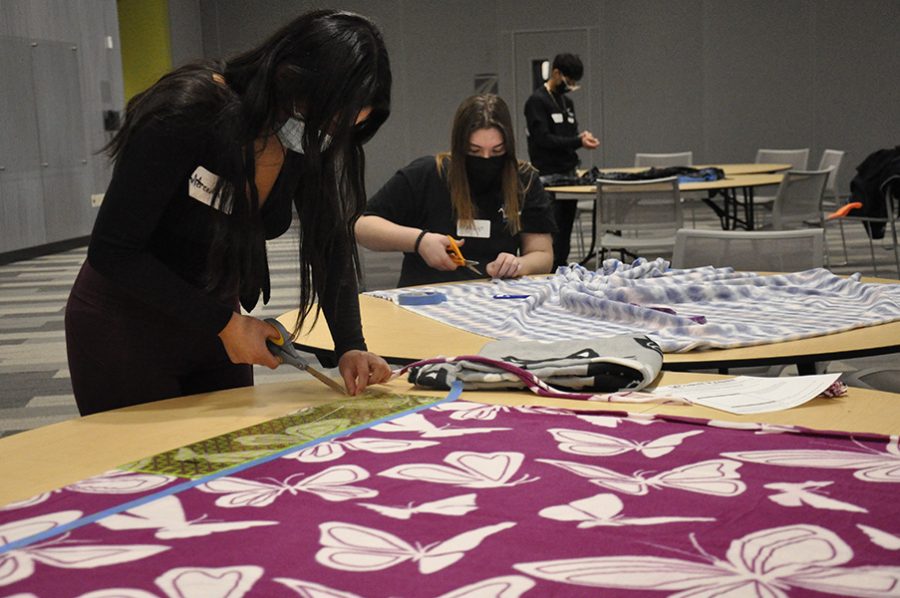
top-left (87, 121), bottom-right (366, 357)
top-left (524, 85), bottom-right (582, 176)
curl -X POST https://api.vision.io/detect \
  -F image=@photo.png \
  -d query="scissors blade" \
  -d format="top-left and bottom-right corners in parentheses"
top-left (265, 318), bottom-right (347, 395)
top-left (305, 365), bottom-right (349, 395)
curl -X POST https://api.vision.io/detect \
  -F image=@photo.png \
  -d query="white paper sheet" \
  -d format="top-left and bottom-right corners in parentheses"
top-left (651, 374), bottom-right (841, 415)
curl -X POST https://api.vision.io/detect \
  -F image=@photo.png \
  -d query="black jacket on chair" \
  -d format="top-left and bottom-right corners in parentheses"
top-left (848, 146), bottom-right (900, 239)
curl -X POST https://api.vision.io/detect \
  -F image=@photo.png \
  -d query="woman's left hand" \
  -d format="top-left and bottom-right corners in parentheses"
top-left (338, 350), bottom-right (393, 395)
top-left (486, 253), bottom-right (522, 279)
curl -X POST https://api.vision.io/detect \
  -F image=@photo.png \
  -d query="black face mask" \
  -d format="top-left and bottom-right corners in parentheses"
top-left (557, 80), bottom-right (572, 94)
top-left (465, 155), bottom-right (506, 194)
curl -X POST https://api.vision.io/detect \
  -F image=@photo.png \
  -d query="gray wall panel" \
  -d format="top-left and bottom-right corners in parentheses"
top-left (399, 0), bottom-right (500, 162)
top-left (168, 0), bottom-right (204, 67)
top-left (31, 41), bottom-right (91, 242)
top-left (0, 175), bottom-right (46, 251)
top-left (702, 0), bottom-right (816, 164)
top-left (195, 0), bottom-right (900, 196)
top-left (0, 0), bottom-right (123, 252)
top-left (6, 0), bottom-right (898, 253)
top-left (813, 0), bottom-right (900, 186)
top-left (0, 38), bottom-right (41, 174)
top-left (601, 0), bottom-right (705, 167)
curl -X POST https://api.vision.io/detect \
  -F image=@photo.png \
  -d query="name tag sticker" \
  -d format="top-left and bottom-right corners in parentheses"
top-left (551, 113), bottom-right (564, 124)
top-left (189, 166), bottom-right (230, 213)
top-left (457, 219), bottom-right (491, 238)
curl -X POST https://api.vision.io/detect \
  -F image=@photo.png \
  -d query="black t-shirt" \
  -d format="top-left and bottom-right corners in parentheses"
top-left (524, 85), bottom-right (582, 175)
top-left (87, 121), bottom-right (366, 357)
top-left (364, 156), bottom-right (557, 287)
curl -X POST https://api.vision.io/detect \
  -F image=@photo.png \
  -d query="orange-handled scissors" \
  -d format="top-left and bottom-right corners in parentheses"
top-left (446, 235), bottom-right (481, 275)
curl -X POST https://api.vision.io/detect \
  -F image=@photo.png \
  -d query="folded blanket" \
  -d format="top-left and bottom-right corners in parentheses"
top-left (405, 335), bottom-right (663, 394)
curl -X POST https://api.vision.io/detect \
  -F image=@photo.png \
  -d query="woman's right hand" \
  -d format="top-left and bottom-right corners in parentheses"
top-left (417, 232), bottom-right (460, 271)
top-left (218, 312), bottom-right (282, 369)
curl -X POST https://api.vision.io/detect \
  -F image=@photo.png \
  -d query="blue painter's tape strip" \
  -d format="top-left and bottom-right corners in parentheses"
top-left (0, 383), bottom-right (463, 554)
top-left (397, 291), bottom-right (446, 306)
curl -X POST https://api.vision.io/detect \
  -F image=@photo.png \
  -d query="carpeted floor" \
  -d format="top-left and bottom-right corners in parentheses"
top-left (1, 211), bottom-right (898, 438)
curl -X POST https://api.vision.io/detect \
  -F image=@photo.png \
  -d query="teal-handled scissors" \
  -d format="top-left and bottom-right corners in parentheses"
top-left (446, 235), bottom-right (481, 275)
top-left (264, 318), bottom-right (347, 395)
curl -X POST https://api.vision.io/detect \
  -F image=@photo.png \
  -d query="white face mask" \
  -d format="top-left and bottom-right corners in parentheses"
top-left (276, 116), bottom-right (332, 154)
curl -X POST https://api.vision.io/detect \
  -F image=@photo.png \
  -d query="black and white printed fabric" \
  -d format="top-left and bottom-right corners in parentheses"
top-left (406, 335), bottom-right (662, 393)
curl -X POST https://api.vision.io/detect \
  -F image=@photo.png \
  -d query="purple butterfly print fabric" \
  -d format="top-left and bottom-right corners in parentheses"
top-left (2, 400), bottom-right (899, 597)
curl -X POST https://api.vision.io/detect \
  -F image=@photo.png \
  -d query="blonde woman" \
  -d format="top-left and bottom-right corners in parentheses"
top-left (356, 94), bottom-right (555, 286)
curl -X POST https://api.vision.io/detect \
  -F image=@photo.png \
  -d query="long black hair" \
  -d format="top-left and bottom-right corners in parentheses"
top-left (106, 9), bottom-right (391, 333)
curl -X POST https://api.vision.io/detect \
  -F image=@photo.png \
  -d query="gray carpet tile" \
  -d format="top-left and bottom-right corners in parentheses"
top-left (0, 212), bottom-right (898, 438)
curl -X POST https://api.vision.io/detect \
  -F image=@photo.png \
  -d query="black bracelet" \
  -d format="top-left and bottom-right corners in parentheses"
top-left (413, 229), bottom-right (428, 254)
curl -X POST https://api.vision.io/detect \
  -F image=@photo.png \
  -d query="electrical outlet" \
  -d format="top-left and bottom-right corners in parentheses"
top-left (90, 194), bottom-right (104, 207)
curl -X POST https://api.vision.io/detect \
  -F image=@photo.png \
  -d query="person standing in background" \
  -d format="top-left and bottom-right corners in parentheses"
top-left (524, 53), bottom-right (599, 269)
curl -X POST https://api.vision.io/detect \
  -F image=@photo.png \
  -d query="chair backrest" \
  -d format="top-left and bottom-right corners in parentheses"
top-left (771, 168), bottom-right (831, 229)
top-left (596, 177), bottom-right (683, 235)
top-left (634, 152), bottom-right (694, 167)
top-left (817, 149), bottom-right (845, 200)
top-left (672, 228), bottom-right (825, 271)
top-left (756, 148), bottom-right (810, 170)
top-left (885, 174), bottom-right (900, 220)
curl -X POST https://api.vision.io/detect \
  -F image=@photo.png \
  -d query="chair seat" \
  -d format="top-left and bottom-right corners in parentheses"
top-left (598, 232), bottom-right (677, 251)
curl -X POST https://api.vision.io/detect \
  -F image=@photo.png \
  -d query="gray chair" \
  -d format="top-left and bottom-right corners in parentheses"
top-left (634, 151), bottom-right (694, 167)
top-left (770, 168), bottom-right (832, 231)
top-left (826, 174), bottom-right (900, 278)
top-left (575, 152), bottom-right (697, 256)
top-left (635, 151), bottom-right (706, 227)
top-left (594, 176), bottom-right (682, 268)
top-left (672, 227), bottom-right (827, 378)
top-left (817, 149), bottom-right (845, 209)
top-left (756, 148), bottom-right (810, 170)
top-left (752, 148), bottom-right (811, 226)
top-left (672, 228), bottom-right (825, 271)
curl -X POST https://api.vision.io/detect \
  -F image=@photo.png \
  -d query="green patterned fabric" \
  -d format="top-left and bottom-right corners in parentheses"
top-left (121, 391), bottom-right (442, 478)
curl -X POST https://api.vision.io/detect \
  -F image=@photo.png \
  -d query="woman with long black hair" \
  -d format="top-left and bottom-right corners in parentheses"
top-left (65, 9), bottom-right (393, 415)
top-left (356, 94), bottom-right (555, 287)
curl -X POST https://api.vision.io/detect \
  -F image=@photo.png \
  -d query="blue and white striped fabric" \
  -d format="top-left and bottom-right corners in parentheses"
top-left (365, 258), bottom-right (900, 353)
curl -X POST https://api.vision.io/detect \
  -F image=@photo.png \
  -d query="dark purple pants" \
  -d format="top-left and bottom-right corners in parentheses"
top-left (65, 262), bottom-right (252, 416)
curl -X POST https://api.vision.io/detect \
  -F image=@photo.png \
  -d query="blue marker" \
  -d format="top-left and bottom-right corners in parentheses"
top-left (492, 294), bottom-right (531, 299)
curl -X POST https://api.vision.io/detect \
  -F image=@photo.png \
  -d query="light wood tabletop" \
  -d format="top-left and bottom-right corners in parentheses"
top-left (2, 372), bottom-right (898, 506)
top-left (546, 172), bottom-right (784, 195)
top-left (573, 163), bottom-right (791, 177)
top-left (547, 165), bottom-right (790, 232)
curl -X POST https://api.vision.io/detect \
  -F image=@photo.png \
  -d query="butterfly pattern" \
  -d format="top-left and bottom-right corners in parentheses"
top-left (723, 436), bottom-right (900, 483)
top-left (515, 524), bottom-right (900, 596)
top-left (2, 400), bottom-right (898, 597)
top-left (547, 428), bottom-right (703, 458)
top-left (96, 495), bottom-right (278, 539)
top-left (536, 457), bottom-right (747, 496)
top-left (539, 492), bottom-right (716, 528)
top-left (379, 451), bottom-right (539, 488)
top-left (196, 465), bottom-right (378, 508)
top-left (358, 493), bottom-right (478, 520)
top-left (282, 437), bottom-right (439, 464)
top-left (315, 521), bottom-right (516, 574)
